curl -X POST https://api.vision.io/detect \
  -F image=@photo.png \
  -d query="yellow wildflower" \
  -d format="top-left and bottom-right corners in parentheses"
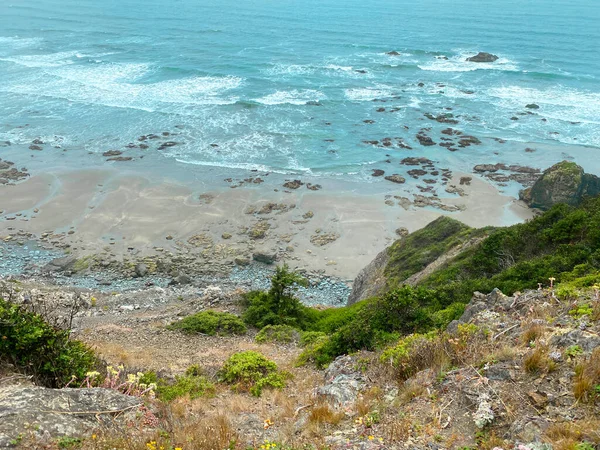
top-left (368, 435), bottom-right (374, 440)
top-left (91, 434), bottom-right (97, 440)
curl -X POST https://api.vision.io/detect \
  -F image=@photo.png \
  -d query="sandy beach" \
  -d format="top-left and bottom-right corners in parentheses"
top-left (0, 165), bottom-right (533, 281)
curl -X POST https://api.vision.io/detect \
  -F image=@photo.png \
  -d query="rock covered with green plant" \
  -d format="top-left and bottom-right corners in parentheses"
top-left (519, 161), bottom-right (600, 210)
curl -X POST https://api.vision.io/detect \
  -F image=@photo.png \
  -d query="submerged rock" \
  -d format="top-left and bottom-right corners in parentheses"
top-left (519, 161), bottom-right (600, 210)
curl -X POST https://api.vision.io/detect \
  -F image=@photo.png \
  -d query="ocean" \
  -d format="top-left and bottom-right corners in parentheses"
top-left (1, 0), bottom-right (599, 194)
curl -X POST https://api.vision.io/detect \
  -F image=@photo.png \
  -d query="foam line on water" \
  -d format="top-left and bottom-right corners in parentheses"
top-left (254, 89), bottom-right (325, 105)
top-left (418, 51), bottom-right (519, 73)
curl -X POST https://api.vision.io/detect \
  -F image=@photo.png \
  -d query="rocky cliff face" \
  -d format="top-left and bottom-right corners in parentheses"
top-left (519, 161), bottom-right (600, 210)
top-left (347, 216), bottom-right (478, 305)
top-left (345, 247), bottom-right (389, 306)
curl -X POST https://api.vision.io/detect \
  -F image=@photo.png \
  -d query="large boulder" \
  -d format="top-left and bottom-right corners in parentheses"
top-left (0, 385), bottom-right (141, 447)
top-left (466, 52), bottom-right (499, 63)
top-left (519, 161), bottom-right (600, 210)
top-left (315, 355), bottom-right (365, 407)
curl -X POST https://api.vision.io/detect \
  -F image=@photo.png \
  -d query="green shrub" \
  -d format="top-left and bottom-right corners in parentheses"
top-left (299, 331), bottom-right (328, 347)
top-left (243, 264), bottom-right (308, 329)
top-left (380, 332), bottom-right (439, 380)
top-left (565, 345), bottom-right (584, 358)
top-left (56, 436), bottom-right (82, 449)
top-left (0, 297), bottom-right (99, 388)
top-left (556, 284), bottom-right (579, 301)
top-left (218, 351), bottom-right (289, 396)
top-left (255, 325), bottom-right (299, 344)
top-left (297, 334), bottom-right (332, 368)
top-left (140, 366), bottom-right (215, 402)
top-left (569, 303), bottom-right (594, 319)
top-left (168, 310), bottom-right (247, 336)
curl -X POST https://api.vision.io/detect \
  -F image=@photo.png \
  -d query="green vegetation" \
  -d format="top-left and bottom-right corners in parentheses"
top-left (417, 198), bottom-right (600, 304)
top-left (0, 297), bottom-right (99, 388)
top-left (218, 350), bottom-right (289, 397)
top-left (243, 264), bottom-right (309, 329)
top-left (235, 197), bottom-right (600, 368)
top-left (167, 310), bottom-right (247, 336)
top-left (142, 366), bottom-right (215, 402)
top-left (383, 216), bottom-right (486, 288)
top-left (569, 303), bottom-right (594, 319)
top-left (255, 324), bottom-right (299, 344)
top-left (56, 436), bottom-right (82, 449)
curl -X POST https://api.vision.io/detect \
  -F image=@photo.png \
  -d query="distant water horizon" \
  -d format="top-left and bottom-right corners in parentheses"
top-left (1, 0), bottom-right (599, 192)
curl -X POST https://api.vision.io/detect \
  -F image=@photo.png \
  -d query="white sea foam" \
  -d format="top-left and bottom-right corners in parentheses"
top-left (0, 36), bottom-right (43, 51)
top-left (254, 90), bottom-right (325, 105)
top-left (264, 64), bottom-right (316, 77)
top-left (323, 64), bottom-right (353, 72)
top-left (488, 85), bottom-right (600, 124)
top-left (0, 51), bottom-right (80, 68)
top-left (418, 51), bottom-right (519, 73)
top-left (344, 86), bottom-right (397, 101)
top-left (1, 62), bottom-right (243, 111)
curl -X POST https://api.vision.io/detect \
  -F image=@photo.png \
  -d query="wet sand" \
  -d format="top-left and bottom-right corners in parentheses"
top-left (0, 167), bottom-right (533, 280)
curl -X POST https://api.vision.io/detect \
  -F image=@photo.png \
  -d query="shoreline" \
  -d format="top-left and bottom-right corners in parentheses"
top-left (0, 163), bottom-right (533, 287)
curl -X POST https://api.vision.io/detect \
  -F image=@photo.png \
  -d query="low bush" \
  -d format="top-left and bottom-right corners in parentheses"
top-left (218, 351), bottom-right (289, 396)
top-left (255, 324), bottom-right (299, 344)
top-left (380, 332), bottom-right (440, 380)
top-left (140, 366), bottom-right (215, 402)
top-left (297, 333), bottom-right (332, 368)
top-left (0, 297), bottom-right (99, 388)
top-left (167, 310), bottom-right (247, 336)
top-left (299, 331), bottom-right (328, 347)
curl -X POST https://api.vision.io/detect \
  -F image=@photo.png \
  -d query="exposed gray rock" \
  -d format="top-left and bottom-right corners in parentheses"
top-left (347, 247), bottom-right (389, 305)
top-left (551, 329), bottom-right (600, 353)
top-left (0, 386), bottom-right (141, 448)
top-left (252, 249), bottom-right (278, 264)
top-left (43, 256), bottom-right (77, 273)
top-left (134, 263), bottom-right (148, 278)
top-left (316, 356), bottom-right (364, 407)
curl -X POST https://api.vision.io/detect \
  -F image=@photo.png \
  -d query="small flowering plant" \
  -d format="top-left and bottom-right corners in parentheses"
top-left (66, 365), bottom-right (157, 398)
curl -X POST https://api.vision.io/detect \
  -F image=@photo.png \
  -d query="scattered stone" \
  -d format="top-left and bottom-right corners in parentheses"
top-left (371, 169), bottom-right (385, 177)
top-left (134, 263), bottom-right (148, 277)
top-left (102, 150), bottom-right (122, 157)
top-left (29, 145), bottom-right (43, 151)
top-left (310, 232), bottom-right (340, 246)
top-left (283, 180), bottom-right (303, 189)
top-left (221, 232), bottom-right (232, 240)
top-left (106, 157), bottom-right (133, 162)
top-left (252, 249), bottom-right (278, 264)
top-left (526, 103), bottom-right (540, 109)
top-left (395, 227), bottom-right (409, 237)
top-left (384, 174), bottom-right (406, 184)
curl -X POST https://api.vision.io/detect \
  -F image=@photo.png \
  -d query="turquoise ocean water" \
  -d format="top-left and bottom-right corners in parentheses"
top-left (1, 0), bottom-right (599, 191)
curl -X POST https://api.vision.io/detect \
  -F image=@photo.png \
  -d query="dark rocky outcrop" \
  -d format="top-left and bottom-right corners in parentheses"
top-left (519, 161), bottom-right (600, 210)
top-left (466, 52), bottom-right (499, 63)
top-left (384, 174), bottom-right (405, 184)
